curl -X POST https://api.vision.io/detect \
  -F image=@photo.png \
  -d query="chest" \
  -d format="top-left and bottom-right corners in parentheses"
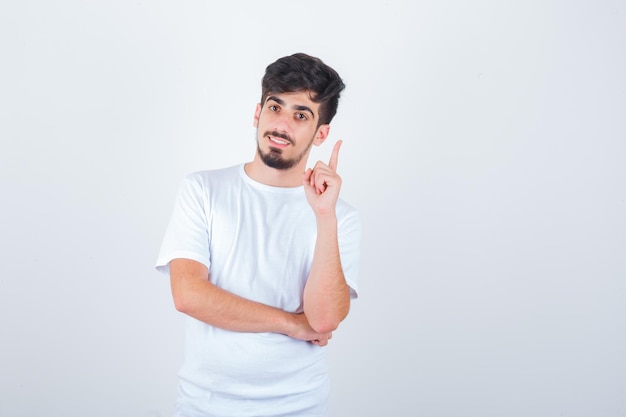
top-left (206, 187), bottom-right (317, 310)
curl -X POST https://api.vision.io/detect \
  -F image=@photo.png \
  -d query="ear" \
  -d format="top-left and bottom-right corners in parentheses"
top-left (312, 124), bottom-right (330, 146)
top-left (253, 103), bottom-right (261, 128)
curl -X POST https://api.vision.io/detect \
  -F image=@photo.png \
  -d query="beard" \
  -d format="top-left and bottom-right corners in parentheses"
top-left (256, 130), bottom-right (314, 170)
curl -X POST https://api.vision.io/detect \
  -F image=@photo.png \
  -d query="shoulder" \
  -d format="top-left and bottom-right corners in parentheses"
top-left (180, 165), bottom-right (242, 191)
top-left (185, 164), bottom-right (241, 184)
top-left (336, 198), bottom-right (361, 230)
top-left (336, 197), bottom-right (359, 217)
top-left (172, 165), bottom-right (242, 206)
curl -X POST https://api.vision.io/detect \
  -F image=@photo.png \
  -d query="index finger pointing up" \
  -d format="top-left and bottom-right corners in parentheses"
top-left (329, 140), bottom-right (342, 172)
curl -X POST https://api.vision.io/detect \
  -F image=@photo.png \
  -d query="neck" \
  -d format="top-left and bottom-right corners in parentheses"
top-left (244, 154), bottom-right (307, 187)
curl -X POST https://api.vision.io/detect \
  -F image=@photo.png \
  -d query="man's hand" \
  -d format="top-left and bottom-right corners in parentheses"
top-left (303, 140), bottom-right (343, 216)
top-left (287, 313), bottom-right (333, 346)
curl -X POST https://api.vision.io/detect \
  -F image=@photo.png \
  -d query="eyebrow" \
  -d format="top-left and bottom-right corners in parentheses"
top-left (266, 95), bottom-right (316, 120)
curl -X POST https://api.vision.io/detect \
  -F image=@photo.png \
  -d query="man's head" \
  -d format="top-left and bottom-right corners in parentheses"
top-left (252, 53), bottom-right (345, 173)
top-left (260, 53), bottom-right (345, 127)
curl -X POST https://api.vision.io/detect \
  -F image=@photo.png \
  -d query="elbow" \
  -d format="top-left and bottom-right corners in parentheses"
top-left (308, 308), bottom-right (349, 334)
top-left (311, 320), bottom-right (340, 334)
top-left (171, 287), bottom-right (195, 315)
top-left (172, 293), bottom-right (189, 314)
top-left (304, 294), bottom-right (351, 334)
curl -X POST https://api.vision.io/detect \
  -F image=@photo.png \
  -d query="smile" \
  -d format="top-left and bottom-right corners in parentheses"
top-left (268, 136), bottom-right (291, 147)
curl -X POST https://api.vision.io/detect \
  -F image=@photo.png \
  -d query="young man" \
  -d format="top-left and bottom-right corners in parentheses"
top-left (156, 53), bottom-right (361, 417)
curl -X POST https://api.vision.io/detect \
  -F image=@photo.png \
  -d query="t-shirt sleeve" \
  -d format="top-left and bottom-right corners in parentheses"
top-left (338, 209), bottom-right (362, 299)
top-left (155, 174), bottom-right (212, 276)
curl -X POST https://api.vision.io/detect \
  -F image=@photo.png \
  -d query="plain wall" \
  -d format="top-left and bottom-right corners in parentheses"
top-left (1, 1), bottom-right (624, 416)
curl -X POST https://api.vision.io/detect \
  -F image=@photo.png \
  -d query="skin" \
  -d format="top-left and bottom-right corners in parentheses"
top-left (170, 90), bottom-right (350, 346)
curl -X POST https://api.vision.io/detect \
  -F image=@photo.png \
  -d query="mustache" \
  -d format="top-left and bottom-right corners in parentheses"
top-left (265, 130), bottom-right (294, 145)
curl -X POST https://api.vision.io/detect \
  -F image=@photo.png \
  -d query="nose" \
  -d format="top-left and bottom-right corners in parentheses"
top-left (272, 111), bottom-right (293, 132)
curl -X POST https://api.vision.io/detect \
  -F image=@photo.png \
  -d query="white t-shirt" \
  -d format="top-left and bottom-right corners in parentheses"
top-left (156, 164), bottom-right (361, 417)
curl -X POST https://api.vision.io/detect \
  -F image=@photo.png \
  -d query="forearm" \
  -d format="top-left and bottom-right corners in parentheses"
top-left (303, 213), bottom-right (351, 333)
top-left (170, 259), bottom-right (295, 335)
top-left (176, 280), bottom-right (293, 333)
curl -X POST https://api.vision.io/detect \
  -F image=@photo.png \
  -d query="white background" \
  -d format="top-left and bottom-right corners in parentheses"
top-left (1, 1), bottom-right (624, 416)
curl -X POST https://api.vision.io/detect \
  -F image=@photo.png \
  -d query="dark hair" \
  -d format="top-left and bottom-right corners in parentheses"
top-left (261, 53), bottom-right (345, 126)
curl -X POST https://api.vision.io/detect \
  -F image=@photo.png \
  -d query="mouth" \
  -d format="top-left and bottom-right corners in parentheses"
top-left (268, 136), bottom-right (290, 146)
top-left (264, 130), bottom-right (293, 148)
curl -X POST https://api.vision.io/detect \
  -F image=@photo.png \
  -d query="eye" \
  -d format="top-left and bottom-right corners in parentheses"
top-left (269, 105), bottom-right (279, 112)
top-left (296, 113), bottom-right (308, 121)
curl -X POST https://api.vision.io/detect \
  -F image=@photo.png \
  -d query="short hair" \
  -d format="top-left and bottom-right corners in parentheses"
top-left (261, 53), bottom-right (345, 126)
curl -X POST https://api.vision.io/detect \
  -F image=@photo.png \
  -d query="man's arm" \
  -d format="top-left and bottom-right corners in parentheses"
top-left (170, 258), bottom-right (332, 345)
top-left (302, 213), bottom-right (351, 334)
top-left (302, 140), bottom-right (351, 334)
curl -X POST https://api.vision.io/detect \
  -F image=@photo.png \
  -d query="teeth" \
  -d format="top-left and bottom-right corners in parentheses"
top-left (270, 137), bottom-right (289, 145)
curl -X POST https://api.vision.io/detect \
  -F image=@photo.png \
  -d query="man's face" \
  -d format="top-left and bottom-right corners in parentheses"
top-left (254, 91), bottom-right (329, 170)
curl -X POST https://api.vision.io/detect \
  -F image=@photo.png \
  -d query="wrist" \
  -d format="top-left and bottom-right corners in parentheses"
top-left (314, 209), bottom-right (337, 223)
top-left (316, 213), bottom-right (338, 236)
top-left (276, 311), bottom-right (299, 337)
